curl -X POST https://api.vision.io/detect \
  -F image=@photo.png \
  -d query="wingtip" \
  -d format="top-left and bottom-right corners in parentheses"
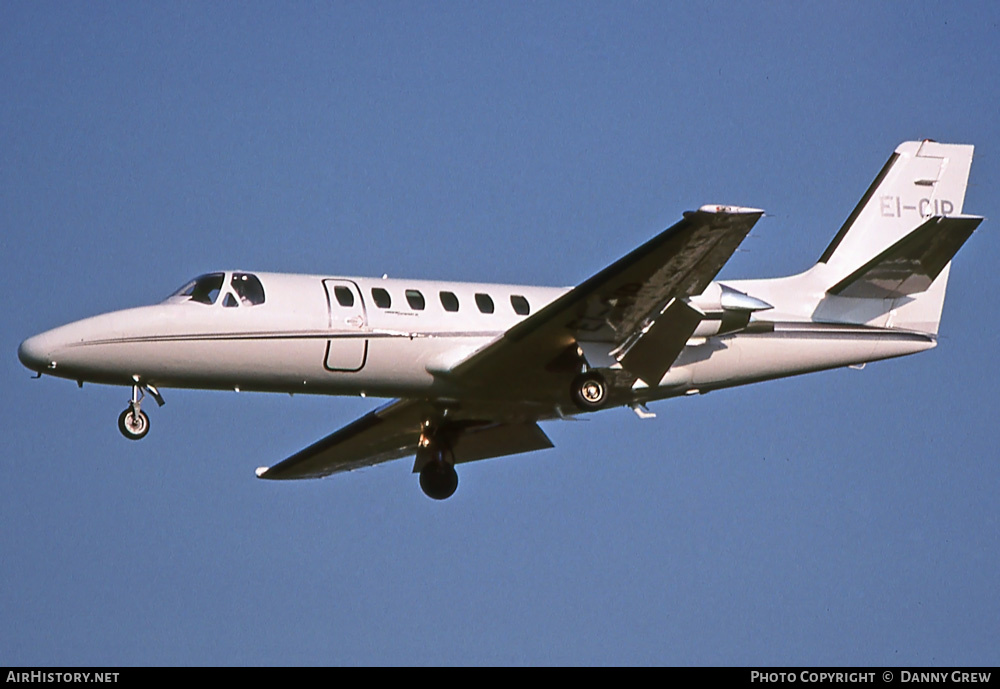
top-left (255, 466), bottom-right (270, 478)
top-left (698, 204), bottom-right (765, 215)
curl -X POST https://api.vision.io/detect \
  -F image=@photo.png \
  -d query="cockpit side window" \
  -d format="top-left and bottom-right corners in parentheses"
top-left (231, 273), bottom-right (265, 305)
top-left (173, 273), bottom-right (225, 305)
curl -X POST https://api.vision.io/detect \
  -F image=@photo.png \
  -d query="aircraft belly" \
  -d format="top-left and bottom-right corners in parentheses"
top-left (56, 333), bottom-right (468, 397)
top-left (672, 330), bottom-right (934, 391)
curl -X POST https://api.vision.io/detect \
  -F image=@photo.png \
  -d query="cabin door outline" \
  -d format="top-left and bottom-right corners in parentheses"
top-left (322, 279), bottom-right (369, 372)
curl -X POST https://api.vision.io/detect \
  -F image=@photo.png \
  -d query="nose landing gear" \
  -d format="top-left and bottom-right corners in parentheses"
top-left (117, 382), bottom-right (164, 440)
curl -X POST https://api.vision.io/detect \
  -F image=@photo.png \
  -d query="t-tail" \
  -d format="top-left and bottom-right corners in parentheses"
top-left (778, 140), bottom-right (983, 336)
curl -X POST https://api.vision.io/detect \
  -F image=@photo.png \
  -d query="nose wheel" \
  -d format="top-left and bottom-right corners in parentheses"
top-left (118, 407), bottom-right (150, 440)
top-left (117, 382), bottom-right (163, 440)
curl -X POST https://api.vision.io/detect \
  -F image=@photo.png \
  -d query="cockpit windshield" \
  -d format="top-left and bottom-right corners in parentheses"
top-left (171, 273), bottom-right (225, 304)
top-left (168, 272), bottom-right (265, 306)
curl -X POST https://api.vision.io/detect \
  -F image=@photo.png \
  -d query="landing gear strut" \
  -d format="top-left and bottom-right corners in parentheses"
top-left (117, 382), bottom-right (163, 441)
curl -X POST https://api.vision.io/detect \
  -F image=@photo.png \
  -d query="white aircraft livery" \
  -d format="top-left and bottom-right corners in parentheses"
top-left (18, 141), bottom-right (983, 499)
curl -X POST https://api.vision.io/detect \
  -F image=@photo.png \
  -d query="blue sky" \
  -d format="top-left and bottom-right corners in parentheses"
top-left (2, 2), bottom-right (998, 666)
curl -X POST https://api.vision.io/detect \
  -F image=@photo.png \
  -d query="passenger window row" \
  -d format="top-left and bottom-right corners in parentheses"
top-left (359, 287), bottom-right (531, 316)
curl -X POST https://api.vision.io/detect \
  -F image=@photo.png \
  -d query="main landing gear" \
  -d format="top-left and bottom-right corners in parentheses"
top-left (117, 382), bottom-right (164, 441)
top-left (571, 370), bottom-right (609, 411)
top-left (419, 458), bottom-right (459, 501)
top-left (415, 428), bottom-right (459, 500)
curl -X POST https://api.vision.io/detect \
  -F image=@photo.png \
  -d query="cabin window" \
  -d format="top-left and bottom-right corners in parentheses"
top-left (405, 289), bottom-right (426, 310)
top-left (372, 288), bottom-right (391, 309)
top-left (475, 293), bottom-right (495, 314)
top-left (333, 285), bottom-right (355, 307)
top-left (173, 273), bottom-right (225, 305)
top-left (231, 273), bottom-right (265, 305)
top-left (439, 291), bottom-right (459, 312)
top-left (510, 295), bottom-right (530, 315)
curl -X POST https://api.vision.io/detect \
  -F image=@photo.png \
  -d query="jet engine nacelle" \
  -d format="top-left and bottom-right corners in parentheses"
top-left (688, 284), bottom-right (773, 338)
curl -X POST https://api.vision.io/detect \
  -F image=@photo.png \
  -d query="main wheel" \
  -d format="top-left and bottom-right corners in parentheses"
top-left (419, 461), bottom-right (459, 500)
top-left (118, 408), bottom-right (150, 440)
top-left (571, 371), bottom-right (608, 411)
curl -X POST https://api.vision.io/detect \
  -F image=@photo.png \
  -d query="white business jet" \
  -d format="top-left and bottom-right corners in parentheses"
top-left (18, 141), bottom-right (983, 499)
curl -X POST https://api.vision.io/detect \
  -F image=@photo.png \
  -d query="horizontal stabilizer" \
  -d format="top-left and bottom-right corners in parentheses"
top-left (827, 215), bottom-right (983, 299)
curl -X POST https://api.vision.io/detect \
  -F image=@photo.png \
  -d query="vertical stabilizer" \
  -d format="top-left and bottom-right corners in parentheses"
top-left (807, 141), bottom-right (979, 335)
top-left (818, 140), bottom-right (974, 280)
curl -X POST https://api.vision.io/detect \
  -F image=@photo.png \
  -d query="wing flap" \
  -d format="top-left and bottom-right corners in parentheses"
top-left (451, 421), bottom-right (553, 465)
top-left (617, 298), bottom-right (705, 385)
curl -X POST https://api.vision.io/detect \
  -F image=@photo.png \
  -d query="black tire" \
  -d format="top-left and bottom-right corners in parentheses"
top-left (118, 408), bottom-right (150, 440)
top-left (571, 371), bottom-right (608, 411)
top-left (419, 461), bottom-right (459, 500)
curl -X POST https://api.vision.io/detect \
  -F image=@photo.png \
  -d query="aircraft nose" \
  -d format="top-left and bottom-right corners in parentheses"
top-left (18, 332), bottom-right (54, 373)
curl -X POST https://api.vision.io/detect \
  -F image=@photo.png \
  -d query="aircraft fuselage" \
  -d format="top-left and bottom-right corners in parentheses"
top-left (18, 270), bottom-right (934, 412)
